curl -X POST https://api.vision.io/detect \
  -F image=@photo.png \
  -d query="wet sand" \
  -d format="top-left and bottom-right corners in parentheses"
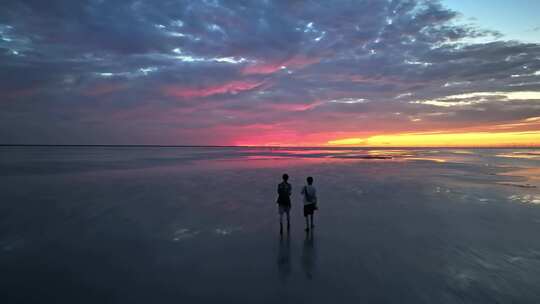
top-left (1, 147), bottom-right (540, 303)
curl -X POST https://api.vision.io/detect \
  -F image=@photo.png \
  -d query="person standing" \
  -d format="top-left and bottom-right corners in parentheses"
top-left (277, 173), bottom-right (292, 234)
top-left (301, 176), bottom-right (317, 231)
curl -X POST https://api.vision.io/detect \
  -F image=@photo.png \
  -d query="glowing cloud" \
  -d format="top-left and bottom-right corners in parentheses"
top-left (412, 91), bottom-right (540, 107)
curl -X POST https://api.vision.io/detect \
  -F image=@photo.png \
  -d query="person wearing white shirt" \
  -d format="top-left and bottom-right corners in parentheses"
top-left (301, 176), bottom-right (317, 231)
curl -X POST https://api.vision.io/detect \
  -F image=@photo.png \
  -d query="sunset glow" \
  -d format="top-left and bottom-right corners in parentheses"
top-left (327, 131), bottom-right (540, 147)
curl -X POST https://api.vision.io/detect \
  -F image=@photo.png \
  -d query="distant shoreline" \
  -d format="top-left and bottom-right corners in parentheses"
top-left (0, 144), bottom-right (538, 149)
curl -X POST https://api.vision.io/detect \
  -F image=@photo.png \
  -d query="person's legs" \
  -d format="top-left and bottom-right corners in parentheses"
top-left (310, 214), bottom-right (314, 228)
top-left (304, 205), bottom-right (312, 231)
top-left (286, 211), bottom-right (290, 229)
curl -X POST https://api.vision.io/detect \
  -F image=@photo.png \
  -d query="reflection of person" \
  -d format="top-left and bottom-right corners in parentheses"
top-left (301, 230), bottom-right (315, 279)
top-left (277, 173), bottom-right (292, 234)
top-left (277, 234), bottom-right (291, 280)
top-left (301, 176), bottom-right (317, 231)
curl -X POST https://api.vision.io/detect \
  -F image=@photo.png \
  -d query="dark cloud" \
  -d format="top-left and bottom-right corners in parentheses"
top-left (0, 0), bottom-right (539, 144)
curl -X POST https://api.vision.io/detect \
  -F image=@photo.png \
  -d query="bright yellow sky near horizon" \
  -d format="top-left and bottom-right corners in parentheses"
top-left (327, 131), bottom-right (540, 147)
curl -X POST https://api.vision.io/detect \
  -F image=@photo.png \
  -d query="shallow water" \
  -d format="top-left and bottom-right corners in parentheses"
top-left (1, 147), bottom-right (540, 303)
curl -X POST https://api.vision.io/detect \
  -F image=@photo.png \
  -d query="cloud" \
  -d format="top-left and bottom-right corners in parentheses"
top-left (162, 80), bottom-right (264, 99)
top-left (242, 55), bottom-right (320, 75)
top-left (0, 0), bottom-right (539, 145)
top-left (82, 83), bottom-right (128, 96)
top-left (411, 91), bottom-right (540, 107)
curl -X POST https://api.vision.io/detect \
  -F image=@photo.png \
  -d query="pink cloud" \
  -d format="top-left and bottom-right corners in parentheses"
top-left (163, 80), bottom-right (264, 99)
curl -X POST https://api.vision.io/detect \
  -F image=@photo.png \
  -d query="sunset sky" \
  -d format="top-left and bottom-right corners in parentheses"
top-left (1, 0), bottom-right (539, 146)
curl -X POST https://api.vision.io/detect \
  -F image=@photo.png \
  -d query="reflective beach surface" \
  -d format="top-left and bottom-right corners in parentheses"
top-left (1, 147), bottom-right (540, 303)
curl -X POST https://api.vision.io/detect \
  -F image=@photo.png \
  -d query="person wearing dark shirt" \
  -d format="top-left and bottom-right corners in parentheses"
top-left (277, 173), bottom-right (292, 234)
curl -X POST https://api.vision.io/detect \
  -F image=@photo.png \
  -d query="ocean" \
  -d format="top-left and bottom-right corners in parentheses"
top-left (1, 146), bottom-right (540, 303)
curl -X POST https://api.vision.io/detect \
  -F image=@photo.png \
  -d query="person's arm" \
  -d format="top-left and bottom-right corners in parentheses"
top-left (312, 188), bottom-right (318, 203)
top-left (288, 184), bottom-right (292, 196)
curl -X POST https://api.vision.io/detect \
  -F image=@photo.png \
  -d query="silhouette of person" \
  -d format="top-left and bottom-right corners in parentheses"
top-left (276, 173), bottom-right (292, 234)
top-left (301, 176), bottom-right (317, 231)
top-left (301, 229), bottom-right (316, 279)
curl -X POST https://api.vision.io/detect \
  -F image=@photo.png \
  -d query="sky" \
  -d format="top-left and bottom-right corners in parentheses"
top-left (0, 0), bottom-right (539, 147)
top-left (442, 0), bottom-right (540, 43)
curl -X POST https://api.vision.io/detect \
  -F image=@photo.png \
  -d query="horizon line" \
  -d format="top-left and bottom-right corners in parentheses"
top-left (0, 144), bottom-right (538, 149)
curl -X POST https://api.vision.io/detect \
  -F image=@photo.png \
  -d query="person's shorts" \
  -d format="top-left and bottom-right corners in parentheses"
top-left (278, 204), bottom-right (291, 215)
top-left (304, 203), bottom-right (316, 216)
